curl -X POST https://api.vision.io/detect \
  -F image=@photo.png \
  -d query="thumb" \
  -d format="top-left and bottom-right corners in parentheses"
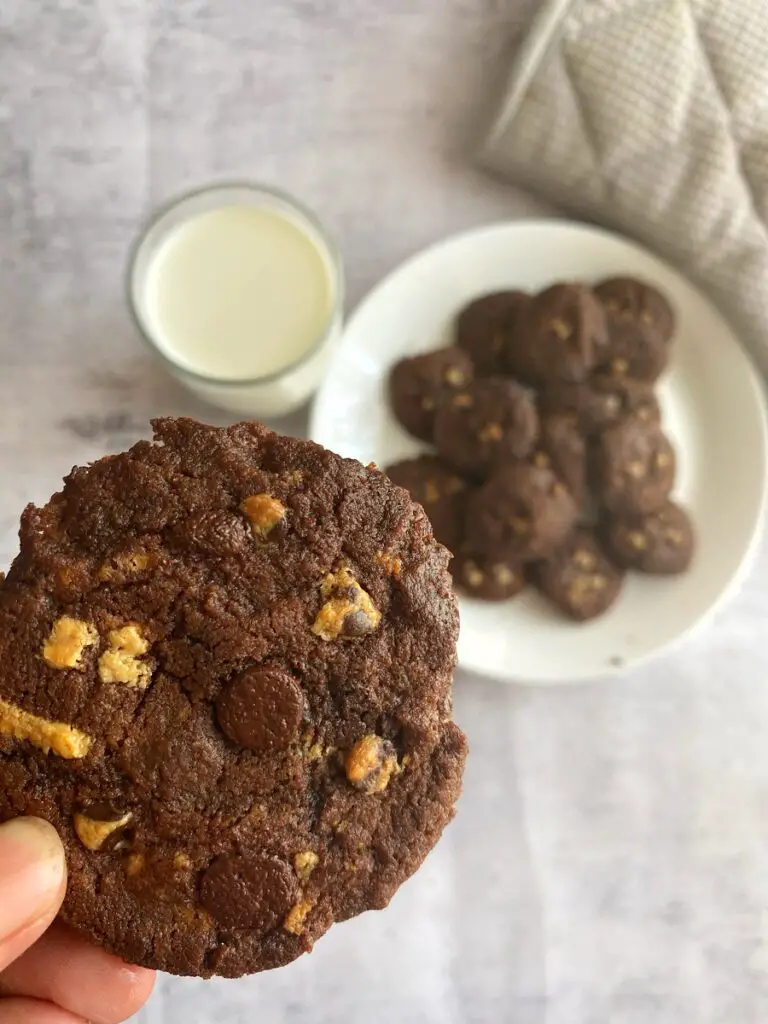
top-left (0, 817), bottom-right (67, 973)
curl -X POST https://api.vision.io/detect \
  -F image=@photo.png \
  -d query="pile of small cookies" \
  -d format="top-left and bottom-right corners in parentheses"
top-left (386, 278), bottom-right (695, 621)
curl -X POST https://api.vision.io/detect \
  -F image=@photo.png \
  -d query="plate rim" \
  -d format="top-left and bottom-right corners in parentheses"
top-left (310, 218), bottom-right (768, 685)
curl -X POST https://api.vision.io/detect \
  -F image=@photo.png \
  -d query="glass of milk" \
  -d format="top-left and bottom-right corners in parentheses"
top-left (128, 183), bottom-right (344, 418)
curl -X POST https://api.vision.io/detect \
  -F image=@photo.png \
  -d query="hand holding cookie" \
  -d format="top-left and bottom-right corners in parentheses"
top-left (0, 816), bottom-right (155, 1023)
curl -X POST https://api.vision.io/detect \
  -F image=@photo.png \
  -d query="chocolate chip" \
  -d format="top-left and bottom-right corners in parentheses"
top-left (216, 667), bottom-right (303, 752)
top-left (341, 609), bottom-right (377, 637)
top-left (200, 853), bottom-right (297, 932)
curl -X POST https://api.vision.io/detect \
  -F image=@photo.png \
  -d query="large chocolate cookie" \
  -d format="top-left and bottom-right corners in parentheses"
top-left (386, 455), bottom-right (470, 552)
top-left (603, 501), bottom-right (695, 574)
top-left (455, 290), bottom-right (530, 377)
top-left (0, 418), bottom-right (466, 978)
top-left (596, 417), bottom-right (676, 515)
top-left (533, 528), bottom-right (624, 622)
top-left (508, 283), bottom-right (608, 384)
top-left (594, 277), bottom-right (674, 382)
top-left (433, 378), bottom-right (539, 479)
top-left (465, 461), bottom-right (578, 563)
top-left (389, 347), bottom-right (474, 441)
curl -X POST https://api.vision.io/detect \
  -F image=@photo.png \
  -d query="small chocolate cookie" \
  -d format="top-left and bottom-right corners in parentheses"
top-left (455, 291), bottom-right (530, 376)
top-left (465, 461), bottom-right (578, 563)
top-left (0, 418), bottom-right (467, 978)
top-left (594, 277), bottom-right (675, 343)
top-left (386, 455), bottom-right (469, 552)
top-left (603, 501), bottom-right (695, 574)
top-left (533, 529), bottom-right (624, 621)
top-left (433, 378), bottom-right (539, 479)
top-left (389, 347), bottom-right (474, 442)
top-left (532, 413), bottom-right (588, 507)
top-left (594, 278), bottom-right (674, 382)
top-left (540, 374), bottom-right (661, 436)
top-left (508, 283), bottom-right (608, 384)
top-left (596, 417), bottom-right (677, 515)
top-left (450, 550), bottom-right (527, 602)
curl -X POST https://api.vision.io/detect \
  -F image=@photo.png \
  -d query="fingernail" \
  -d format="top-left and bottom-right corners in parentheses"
top-left (0, 817), bottom-right (66, 937)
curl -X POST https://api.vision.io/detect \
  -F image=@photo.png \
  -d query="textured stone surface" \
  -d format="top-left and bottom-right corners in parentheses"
top-left (4, 1), bottom-right (768, 1022)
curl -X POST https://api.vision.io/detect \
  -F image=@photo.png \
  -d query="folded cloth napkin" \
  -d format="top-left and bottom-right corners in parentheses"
top-left (479, 0), bottom-right (768, 377)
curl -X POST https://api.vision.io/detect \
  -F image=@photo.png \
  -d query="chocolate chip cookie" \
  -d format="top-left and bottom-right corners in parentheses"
top-left (465, 461), bottom-right (578, 563)
top-left (389, 347), bottom-right (474, 442)
top-left (386, 455), bottom-right (470, 552)
top-left (603, 500), bottom-right (695, 574)
top-left (532, 413), bottom-right (588, 507)
top-left (455, 290), bottom-right (530, 377)
top-left (451, 550), bottom-right (527, 602)
top-left (533, 528), bottom-right (624, 621)
top-left (596, 417), bottom-right (676, 515)
top-left (594, 277), bottom-right (675, 343)
top-left (594, 277), bottom-right (674, 382)
top-left (540, 374), bottom-right (661, 436)
top-left (508, 283), bottom-right (608, 384)
top-left (0, 418), bottom-right (467, 978)
top-left (433, 378), bottom-right (539, 479)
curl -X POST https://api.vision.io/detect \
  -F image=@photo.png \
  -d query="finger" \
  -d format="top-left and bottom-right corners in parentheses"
top-left (0, 922), bottom-right (155, 1024)
top-left (0, 996), bottom-right (87, 1024)
top-left (0, 819), bottom-right (66, 971)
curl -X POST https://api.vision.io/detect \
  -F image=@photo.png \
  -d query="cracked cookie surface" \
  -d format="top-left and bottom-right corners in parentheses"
top-left (0, 417), bottom-right (466, 978)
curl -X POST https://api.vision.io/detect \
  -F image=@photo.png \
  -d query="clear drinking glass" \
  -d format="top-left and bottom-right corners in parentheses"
top-left (127, 183), bottom-right (344, 418)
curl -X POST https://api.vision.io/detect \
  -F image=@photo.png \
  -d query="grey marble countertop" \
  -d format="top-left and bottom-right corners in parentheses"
top-left (2, 3), bottom-right (768, 1022)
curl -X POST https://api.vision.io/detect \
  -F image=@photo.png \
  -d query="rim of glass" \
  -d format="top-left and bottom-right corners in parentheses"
top-left (126, 181), bottom-right (345, 388)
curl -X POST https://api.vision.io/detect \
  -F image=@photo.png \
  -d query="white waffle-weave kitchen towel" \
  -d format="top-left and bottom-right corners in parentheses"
top-left (479, 0), bottom-right (768, 376)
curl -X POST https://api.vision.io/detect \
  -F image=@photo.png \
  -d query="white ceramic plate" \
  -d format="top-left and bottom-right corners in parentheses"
top-left (310, 220), bottom-right (768, 684)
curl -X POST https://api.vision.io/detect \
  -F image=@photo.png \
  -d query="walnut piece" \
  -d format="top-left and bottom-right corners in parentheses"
top-left (452, 393), bottom-right (473, 409)
top-left (312, 568), bottom-right (381, 641)
top-left (492, 564), bottom-right (516, 586)
top-left (444, 366), bottom-right (467, 386)
top-left (284, 899), bottom-right (314, 936)
top-left (42, 617), bottom-right (98, 670)
top-left (98, 625), bottom-right (151, 688)
top-left (572, 548), bottom-right (596, 571)
top-left (375, 551), bottom-right (403, 578)
top-left (240, 493), bottom-right (287, 540)
top-left (345, 734), bottom-right (400, 794)
top-left (0, 697), bottom-right (91, 759)
top-left (294, 851), bottom-right (319, 882)
top-left (479, 422), bottom-right (504, 443)
top-left (124, 853), bottom-right (145, 877)
top-left (463, 562), bottom-right (485, 589)
top-left (550, 317), bottom-right (572, 340)
top-left (74, 810), bottom-right (132, 851)
top-left (98, 550), bottom-right (154, 582)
